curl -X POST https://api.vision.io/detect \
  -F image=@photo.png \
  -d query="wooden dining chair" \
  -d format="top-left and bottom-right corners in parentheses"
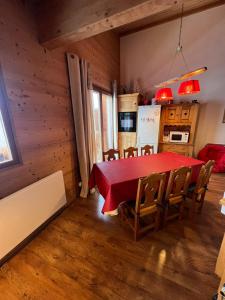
top-left (141, 145), bottom-right (154, 156)
top-left (123, 147), bottom-right (138, 158)
top-left (120, 172), bottom-right (166, 241)
top-left (164, 166), bottom-right (192, 225)
top-left (103, 149), bottom-right (120, 161)
top-left (187, 160), bottom-right (215, 219)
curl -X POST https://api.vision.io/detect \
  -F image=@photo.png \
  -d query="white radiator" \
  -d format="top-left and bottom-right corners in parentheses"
top-left (0, 170), bottom-right (67, 261)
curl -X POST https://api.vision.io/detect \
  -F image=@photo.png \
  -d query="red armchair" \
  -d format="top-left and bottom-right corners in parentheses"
top-left (198, 144), bottom-right (225, 173)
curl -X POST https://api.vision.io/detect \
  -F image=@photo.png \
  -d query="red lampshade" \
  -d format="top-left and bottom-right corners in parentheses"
top-left (155, 88), bottom-right (173, 101)
top-left (178, 80), bottom-right (200, 95)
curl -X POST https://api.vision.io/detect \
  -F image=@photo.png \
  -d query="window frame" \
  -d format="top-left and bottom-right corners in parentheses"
top-left (0, 65), bottom-right (20, 169)
top-left (92, 85), bottom-right (113, 153)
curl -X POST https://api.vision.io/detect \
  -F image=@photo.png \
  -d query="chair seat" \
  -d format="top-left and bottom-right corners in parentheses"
top-left (169, 195), bottom-right (184, 206)
top-left (126, 200), bottom-right (157, 217)
top-left (120, 172), bottom-right (167, 240)
top-left (188, 183), bottom-right (207, 194)
top-left (140, 205), bottom-right (157, 217)
top-left (187, 184), bottom-right (207, 201)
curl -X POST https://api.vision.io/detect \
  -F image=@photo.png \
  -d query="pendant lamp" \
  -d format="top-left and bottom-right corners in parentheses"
top-left (154, 4), bottom-right (207, 96)
top-left (155, 87), bottom-right (173, 102)
top-left (179, 67), bottom-right (207, 81)
top-left (178, 80), bottom-right (200, 95)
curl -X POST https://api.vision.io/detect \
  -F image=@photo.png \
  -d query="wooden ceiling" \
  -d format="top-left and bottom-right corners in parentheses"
top-left (116, 0), bottom-right (225, 36)
top-left (29, 0), bottom-right (181, 49)
top-left (27, 0), bottom-right (225, 49)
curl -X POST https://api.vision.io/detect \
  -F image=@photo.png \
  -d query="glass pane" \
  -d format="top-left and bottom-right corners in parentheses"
top-left (102, 93), bottom-right (113, 151)
top-left (92, 91), bottom-right (103, 162)
top-left (0, 109), bottom-right (12, 164)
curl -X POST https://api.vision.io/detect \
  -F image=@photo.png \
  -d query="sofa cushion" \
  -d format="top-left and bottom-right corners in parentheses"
top-left (198, 144), bottom-right (225, 173)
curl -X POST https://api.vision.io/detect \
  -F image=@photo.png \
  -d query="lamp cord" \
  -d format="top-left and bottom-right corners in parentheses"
top-left (178, 3), bottom-right (183, 48)
top-left (167, 3), bottom-right (189, 80)
top-left (179, 3), bottom-right (190, 72)
top-left (180, 48), bottom-right (189, 72)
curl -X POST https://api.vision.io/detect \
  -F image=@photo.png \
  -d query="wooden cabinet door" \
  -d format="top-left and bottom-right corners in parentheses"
top-left (180, 106), bottom-right (191, 122)
top-left (165, 106), bottom-right (179, 123)
top-left (164, 105), bottom-right (193, 123)
top-left (118, 95), bottom-right (138, 112)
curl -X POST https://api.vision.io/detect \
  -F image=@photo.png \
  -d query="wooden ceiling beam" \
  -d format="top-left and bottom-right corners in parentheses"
top-left (33, 0), bottom-right (181, 49)
top-left (119, 0), bottom-right (225, 37)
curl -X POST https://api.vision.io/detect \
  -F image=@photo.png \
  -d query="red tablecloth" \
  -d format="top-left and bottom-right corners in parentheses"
top-left (89, 152), bottom-right (204, 213)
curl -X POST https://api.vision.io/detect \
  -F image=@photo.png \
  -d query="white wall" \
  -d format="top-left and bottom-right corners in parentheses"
top-left (120, 5), bottom-right (225, 154)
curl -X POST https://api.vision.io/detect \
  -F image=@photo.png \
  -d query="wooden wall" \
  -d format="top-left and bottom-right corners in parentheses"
top-left (0, 1), bottom-right (120, 202)
top-left (54, 32), bottom-right (120, 92)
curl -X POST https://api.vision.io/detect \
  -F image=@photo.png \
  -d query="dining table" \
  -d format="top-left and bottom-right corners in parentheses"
top-left (89, 152), bottom-right (204, 214)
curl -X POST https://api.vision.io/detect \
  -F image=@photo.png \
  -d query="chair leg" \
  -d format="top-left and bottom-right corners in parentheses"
top-left (154, 209), bottom-right (161, 231)
top-left (163, 206), bottom-right (168, 227)
top-left (134, 214), bottom-right (140, 241)
top-left (198, 191), bottom-right (206, 214)
top-left (119, 205), bottom-right (125, 222)
top-left (179, 201), bottom-right (185, 220)
top-left (189, 200), bottom-right (196, 220)
top-left (198, 201), bottom-right (203, 214)
top-left (189, 194), bottom-right (197, 220)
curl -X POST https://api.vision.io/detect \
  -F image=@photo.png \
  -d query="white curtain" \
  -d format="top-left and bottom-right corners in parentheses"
top-left (112, 80), bottom-right (118, 149)
top-left (67, 53), bottom-right (96, 198)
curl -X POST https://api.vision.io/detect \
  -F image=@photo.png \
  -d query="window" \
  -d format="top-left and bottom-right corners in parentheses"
top-left (92, 88), bottom-right (114, 162)
top-left (0, 67), bottom-right (19, 168)
top-left (92, 90), bottom-right (103, 163)
top-left (101, 93), bottom-right (113, 151)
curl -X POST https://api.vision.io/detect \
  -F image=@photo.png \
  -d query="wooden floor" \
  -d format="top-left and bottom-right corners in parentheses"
top-left (0, 173), bottom-right (225, 300)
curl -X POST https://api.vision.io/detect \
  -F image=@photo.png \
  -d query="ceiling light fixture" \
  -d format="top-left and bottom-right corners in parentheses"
top-left (179, 67), bottom-right (207, 81)
top-left (154, 4), bottom-right (207, 96)
top-left (155, 87), bottom-right (173, 102)
top-left (178, 80), bottom-right (200, 95)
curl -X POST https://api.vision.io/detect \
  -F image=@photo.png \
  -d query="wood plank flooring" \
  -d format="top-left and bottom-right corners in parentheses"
top-left (0, 173), bottom-right (225, 300)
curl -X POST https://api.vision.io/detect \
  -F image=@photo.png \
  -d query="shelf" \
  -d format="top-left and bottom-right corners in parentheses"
top-left (159, 142), bottom-right (193, 146)
top-left (162, 123), bottom-right (192, 126)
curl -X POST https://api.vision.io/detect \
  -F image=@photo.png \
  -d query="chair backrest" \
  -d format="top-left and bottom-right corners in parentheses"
top-left (135, 173), bottom-right (166, 213)
top-left (194, 160), bottom-right (215, 194)
top-left (141, 145), bottom-right (154, 156)
top-left (165, 166), bottom-right (192, 203)
top-left (124, 147), bottom-right (138, 158)
top-left (103, 149), bottom-right (120, 161)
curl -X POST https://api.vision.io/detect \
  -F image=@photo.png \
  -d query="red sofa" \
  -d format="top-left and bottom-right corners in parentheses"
top-left (198, 144), bottom-right (225, 173)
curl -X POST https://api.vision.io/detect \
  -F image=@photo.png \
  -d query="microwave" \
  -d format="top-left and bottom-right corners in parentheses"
top-left (169, 131), bottom-right (189, 143)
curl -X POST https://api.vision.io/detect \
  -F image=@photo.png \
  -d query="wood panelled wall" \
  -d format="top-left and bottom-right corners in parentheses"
top-left (54, 32), bottom-right (120, 92)
top-left (0, 1), bottom-right (119, 202)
